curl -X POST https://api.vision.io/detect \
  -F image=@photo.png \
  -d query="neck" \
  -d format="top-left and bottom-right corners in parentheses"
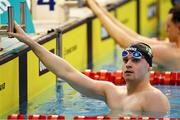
top-left (126, 78), bottom-right (151, 95)
top-left (176, 37), bottom-right (180, 48)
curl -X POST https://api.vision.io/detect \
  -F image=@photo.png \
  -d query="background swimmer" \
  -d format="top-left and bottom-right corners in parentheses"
top-left (86, 0), bottom-right (180, 70)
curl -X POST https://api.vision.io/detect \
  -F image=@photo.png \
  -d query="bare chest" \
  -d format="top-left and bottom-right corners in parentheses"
top-left (107, 94), bottom-right (143, 112)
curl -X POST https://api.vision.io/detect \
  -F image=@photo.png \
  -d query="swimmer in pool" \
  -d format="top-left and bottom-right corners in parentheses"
top-left (8, 22), bottom-right (170, 117)
top-left (86, 0), bottom-right (180, 70)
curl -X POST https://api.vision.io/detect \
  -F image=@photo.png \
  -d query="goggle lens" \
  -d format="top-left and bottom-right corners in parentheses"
top-left (122, 50), bottom-right (142, 59)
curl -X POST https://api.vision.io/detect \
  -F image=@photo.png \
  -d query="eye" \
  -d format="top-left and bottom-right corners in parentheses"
top-left (134, 52), bottom-right (140, 57)
top-left (123, 58), bottom-right (128, 63)
top-left (122, 50), bottom-right (129, 58)
top-left (133, 51), bottom-right (141, 57)
top-left (132, 51), bottom-right (142, 59)
top-left (132, 58), bottom-right (140, 63)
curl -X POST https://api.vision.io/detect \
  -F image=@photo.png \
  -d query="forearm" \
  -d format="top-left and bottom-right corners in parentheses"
top-left (9, 22), bottom-right (108, 98)
top-left (26, 36), bottom-right (76, 80)
top-left (95, 1), bottom-right (159, 45)
top-left (95, 1), bottom-right (139, 38)
top-left (87, 0), bottom-right (134, 48)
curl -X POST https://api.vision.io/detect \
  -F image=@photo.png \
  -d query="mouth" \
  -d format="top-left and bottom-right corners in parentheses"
top-left (124, 70), bottom-right (134, 74)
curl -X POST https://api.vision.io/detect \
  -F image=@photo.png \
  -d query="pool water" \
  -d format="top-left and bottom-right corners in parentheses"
top-left (27, 81), bottom-right (109, 120)
top-left (3, 49), bottom-right (180, 119)
top-left (156, 85), bottom-right (180, 118)
top-left (24, 50), bottom-right (180, 119)
top-left (26, 80), bottom-right (180, 119)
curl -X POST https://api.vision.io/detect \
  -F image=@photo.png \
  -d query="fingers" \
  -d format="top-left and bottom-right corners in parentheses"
top-left (7, 21), bottom-right (28, 42)
top-left (7, 31), bottom-right (17, 38)
top-left (14, 21), bottom-right (20, 29)
top-left (14, 21), bottom-right (24, 33)
top-left (7, 21), bottom-right (17, 37)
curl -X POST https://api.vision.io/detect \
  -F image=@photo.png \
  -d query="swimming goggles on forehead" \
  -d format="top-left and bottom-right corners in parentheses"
top-left (122, 50), bottom-right (143, 59)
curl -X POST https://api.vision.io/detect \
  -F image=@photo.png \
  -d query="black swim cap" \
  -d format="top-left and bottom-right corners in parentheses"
top-left (126, 42), bottom-right (153, 67)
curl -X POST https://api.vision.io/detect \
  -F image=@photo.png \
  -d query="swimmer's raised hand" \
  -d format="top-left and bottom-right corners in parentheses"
top-left (8, 21), bottom-right (31, 44)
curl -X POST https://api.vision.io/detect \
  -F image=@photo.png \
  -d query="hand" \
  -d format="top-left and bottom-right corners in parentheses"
top-left (8, 22), bottom-right (30, 44)
top-left (85, 0), bottom-right (97, 6)
top-left (84, 0), bottom-right (90, 6)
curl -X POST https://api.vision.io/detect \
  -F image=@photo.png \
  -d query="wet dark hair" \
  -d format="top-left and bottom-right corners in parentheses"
top-left (171, 0), bottom-right (180, 6)
top-left (169, 4), bottom-right (180, 23)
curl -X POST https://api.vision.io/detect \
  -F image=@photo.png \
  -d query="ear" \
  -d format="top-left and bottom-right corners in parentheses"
top-left (148, 66), bottom-right (152, 71)
top-left (177, 23), bottom-right (180, 32)
top-left (147, 64), bottom-right (152, 71)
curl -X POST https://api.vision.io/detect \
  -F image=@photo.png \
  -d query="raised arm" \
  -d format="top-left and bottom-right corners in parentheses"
top-left (86, 0), bottom-right (161, 47)
top-left (8, 22), bottom-right (114, 99)
top-left (86, 0), bottom-right (180, 69)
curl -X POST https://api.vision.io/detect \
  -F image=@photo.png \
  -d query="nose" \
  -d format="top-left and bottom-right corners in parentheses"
top-left (165, 26), bottom-right (169, 33)
top-left (165, 23), bottom-right (170, 33)
top-left (125, 59), bottom-right (133, 68)
top-left (165, 26), bottom-right (168, 33)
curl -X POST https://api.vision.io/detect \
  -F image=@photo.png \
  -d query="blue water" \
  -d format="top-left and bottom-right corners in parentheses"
top-left (26, 81), bottom-right (180, 119)
top-left (156, 85), bottom-right (180, 118)
top-left (3, 49), bottom-right (179, 119)
top-left (27, 81), bottom-right (109, 120)
top-left (25, 51), bottom-right (180, 119)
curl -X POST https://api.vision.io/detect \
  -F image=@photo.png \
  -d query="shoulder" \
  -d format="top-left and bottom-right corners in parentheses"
top-left (144, 86), bottom-right (168, 102)
top-left (146, 87), bottom-right (167, 101)
top-left (102, 82), bottom-right (126, 94)
top-left (142, 87), bottom-right (170, 112)
top-left (150, 41), bottom-right (180, 67)
top-left (102, 82), bottom-right (127, 99)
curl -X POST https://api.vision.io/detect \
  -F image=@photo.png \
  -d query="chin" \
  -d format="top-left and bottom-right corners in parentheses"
top-left (169, 37), bottom-right (176, 43)
top-left (124, 77), bottom-right (133, 82)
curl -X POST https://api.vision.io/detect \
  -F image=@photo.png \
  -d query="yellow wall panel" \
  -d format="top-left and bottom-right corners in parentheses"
top-left (62, 24), bottom-right (87, 71)
top-left (116, 1), bottom-right (137, 32)
top-left (0, 58), bottom-right (19, 118)
top-left (92, 11), bottom-right (116, 70)
top-left (140, 0), bottom-right (158, 37)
